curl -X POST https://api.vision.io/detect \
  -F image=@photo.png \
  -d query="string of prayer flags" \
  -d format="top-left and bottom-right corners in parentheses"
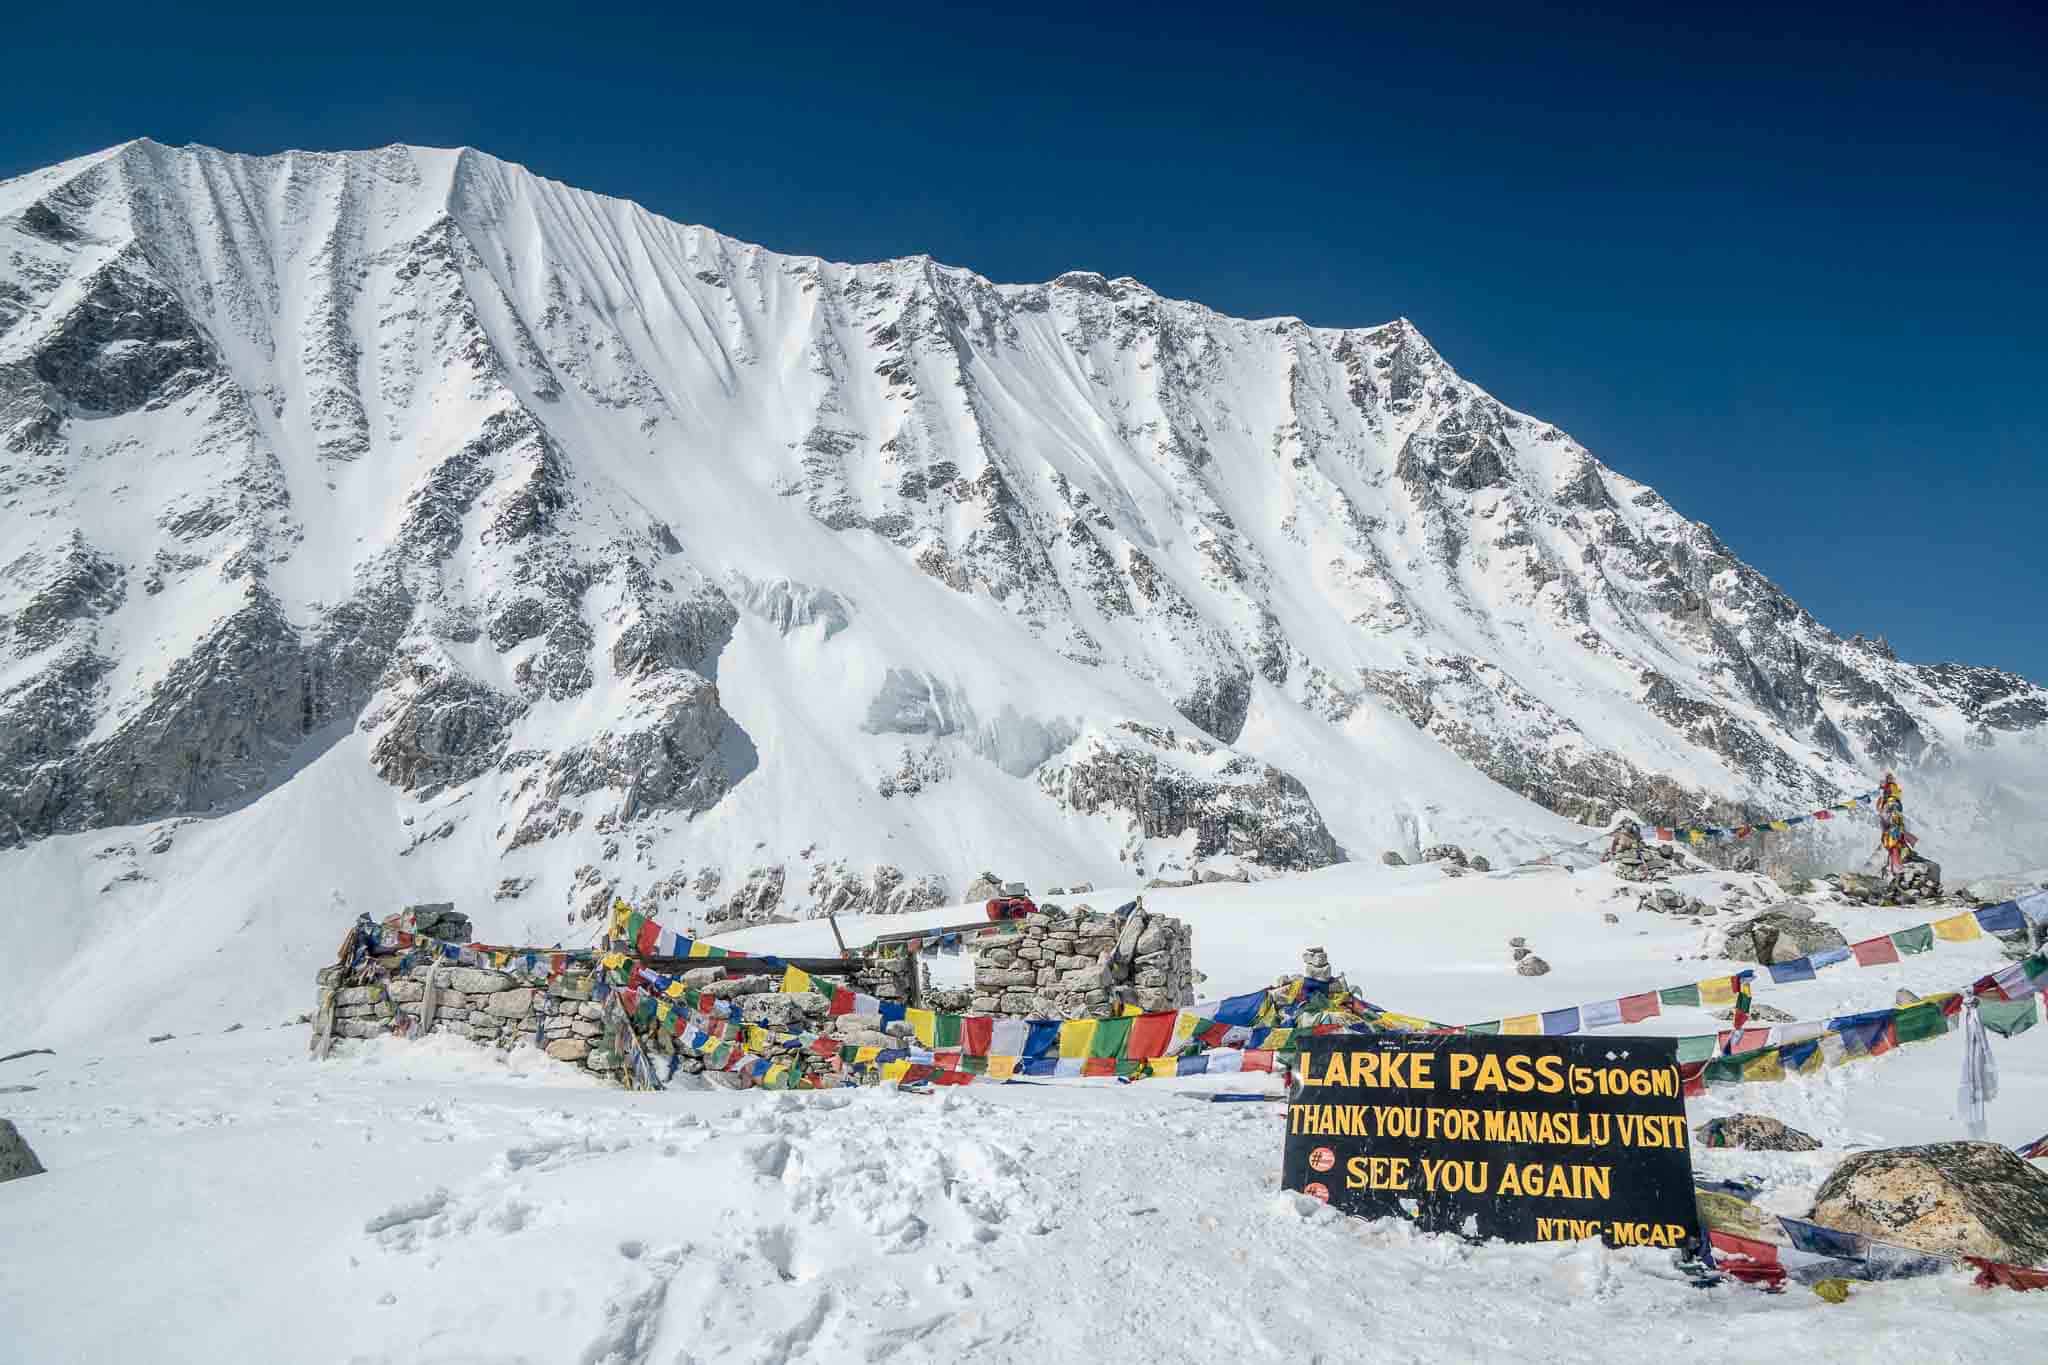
top-left (1641, 788), bottom-right (1880, 847)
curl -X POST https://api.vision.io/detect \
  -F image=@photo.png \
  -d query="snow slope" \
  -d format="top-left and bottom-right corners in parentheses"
top-left (1, 140), bottom-right (2045, 1038)
top-left (2, 862), bottom-right (2042, 1363)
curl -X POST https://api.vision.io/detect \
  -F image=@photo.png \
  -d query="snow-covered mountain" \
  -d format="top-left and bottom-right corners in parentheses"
top-left (3, 139), bottom-right (2044, 975)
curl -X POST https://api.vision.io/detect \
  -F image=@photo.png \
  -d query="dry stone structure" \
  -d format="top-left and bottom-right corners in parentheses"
top-left (313, 901), bottom-right (1197, 1084)
top-left (966, 901), bottom-right (1194, 1018)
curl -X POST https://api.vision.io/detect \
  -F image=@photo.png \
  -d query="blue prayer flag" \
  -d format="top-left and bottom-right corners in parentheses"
top-left (1214, 990), bottom-right (1266, 1027)
top-left (1022, 1020), bottom-right (1061, 1059)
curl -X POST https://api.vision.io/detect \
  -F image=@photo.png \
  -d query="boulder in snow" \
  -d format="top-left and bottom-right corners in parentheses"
top-left (1696, 1114), bottom-right (1820, 1152)
top-left (1381, 850), bottom-right (1406, 867)
top-left (0, 1120), bottom-right (45, 1183)
top-left (1810, 1142), bottom-right (2048, 1266)
top-left (1722, 908), bottom-right (1847, 965)
top-left (1514, 955), bottom-right (1551, 977)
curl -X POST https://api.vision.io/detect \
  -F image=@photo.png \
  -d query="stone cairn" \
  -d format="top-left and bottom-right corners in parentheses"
top-left (966, 901), bottom-right (1195, 1018)
top-left (1603, 823), bottom-right (1684, 882)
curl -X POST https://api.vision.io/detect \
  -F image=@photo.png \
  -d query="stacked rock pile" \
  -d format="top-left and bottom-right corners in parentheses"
top-left (1603, 824), bottom-right (1685, 882)
top-left (969, 902), bottom-right (1195, 1017)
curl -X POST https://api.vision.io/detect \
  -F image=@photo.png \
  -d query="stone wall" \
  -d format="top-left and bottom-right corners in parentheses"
top-left (316, 957), bottom-right (637, 1078)
top-left (314, 902), bottom-right (1196, 1084)
top-left (964, 901), bottom-right (1194, 1018)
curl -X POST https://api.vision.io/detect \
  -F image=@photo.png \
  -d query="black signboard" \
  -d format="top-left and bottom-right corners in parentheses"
top-left (1282, 1033), bottom-right (1702, 1254)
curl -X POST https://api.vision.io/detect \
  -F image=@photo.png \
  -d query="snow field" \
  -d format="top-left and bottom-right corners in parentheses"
top-left (4, 862), bottom-right (2044, 1362)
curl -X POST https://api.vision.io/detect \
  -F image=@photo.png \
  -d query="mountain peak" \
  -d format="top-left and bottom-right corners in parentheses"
top-left (1, 138), bottom-right (2042, 961)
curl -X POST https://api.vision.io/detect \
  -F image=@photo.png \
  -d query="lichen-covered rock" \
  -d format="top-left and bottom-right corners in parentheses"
top-left (1810, 1142), bottom-right (2048, 1265)
top-left (1696, 1114), bottom-right (1820, 1152)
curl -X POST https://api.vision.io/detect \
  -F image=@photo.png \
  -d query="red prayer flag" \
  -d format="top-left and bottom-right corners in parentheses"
top-left (1618, 992), bottom-right (1660, 1023)
top-left (1655, 827), bottom-right (1674, 841)
top-left (1710, 1230), bottom-right (1786, 1287)
top-left (1969, 1257), bottom-right (2048, 1292)
top-left (1851, 936), bottom-right (1900, 967)
top-left (1814, 810), bottom-right (1832, 821)
top-left (1198, 1021), bottom-right (1231, 1047)
top-left (635, 919), bottom-right (662, 956)
top-left (961, 1015), bottom-right (993, 1056)
top-left (1243, 1049), bottom-right (1274, 1073)
top-left (933, 1050), bottom-right (962, 1071)
top-left (1126, 1012), bottom-right (1177, 1060)
top-left (1081, 1056), bottom-right (1117, 1077)
top-left (828, 987), bottom-right (855, 1017)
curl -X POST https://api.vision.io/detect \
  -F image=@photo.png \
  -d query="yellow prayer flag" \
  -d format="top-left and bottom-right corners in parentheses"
top-left (1933, 913), bottom-right (1983, 943)
top-left (1769, 820), bottom-right (1789, 832)
top-left (986, 1055), bottom-right (1018, 1079)
top-left (1741, 1050), bottom-right (1785, 1083)
top-left (906, 1008), bottom-right (936, 1047)
top-left (1699, 977), bottom-right (1737, 1007)
top-left (1687, 829), bottom-right (1706, 845)
top-left (608, 900), bottom-right (632, 937)
top-left (746, 1025), bottom-right (770, 1053)
top-left (1264, 1028), bottom-right (1294, 1051)
top-left (1502, 1014), bottom-right (1541, 1035)
top-left (783, 965), bottom-right (814, 995)
top-left (853, 1045), bottom-right (881, 1064)
top-left (1058, 1019), bottom-right (1097, 1058)
top-left (1172, 1012), bottom-right (1199, 1044)
top-left (600, 951), bottom-right (628, 971)
top-left (881, 1060), bottom-right (910, 1082)
top-left (1146, 1056), bottom-right (1178, 1077)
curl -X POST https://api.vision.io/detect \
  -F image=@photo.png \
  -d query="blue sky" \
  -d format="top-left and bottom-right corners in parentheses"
top-left (7, 2), bottom-right (2044, 677)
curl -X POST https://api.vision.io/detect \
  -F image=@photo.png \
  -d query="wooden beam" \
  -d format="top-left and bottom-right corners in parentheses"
top-left (636, 954), bottom-right (870, 977)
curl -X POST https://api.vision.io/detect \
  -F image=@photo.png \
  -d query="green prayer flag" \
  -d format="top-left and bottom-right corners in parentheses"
top-left (959, 1053), bottom-right (989, 1074)
top-left (1115, 1058), bottom-right (1145, 1078)
top-left (1090, 1016), bottom-right (1134, 1059)
top-left (1893, 1001), bottom-right (1947, 1043)
top-left (1703, 1053), bottom-right (1746, 1083)
top-left (1677, 1034), bottom-right (1719, 1064)
top-left (1980, 998), bottom-right (2038, 1038)
top-left (1661, 984), bottom-right (1703, 1009)
top-left (1465, 1020), bottom-right (1502, 1035)
top-left (1890, 924), bottom-right (1934, 956)
top-left (932, 1013), bottom-right (962, 1050)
